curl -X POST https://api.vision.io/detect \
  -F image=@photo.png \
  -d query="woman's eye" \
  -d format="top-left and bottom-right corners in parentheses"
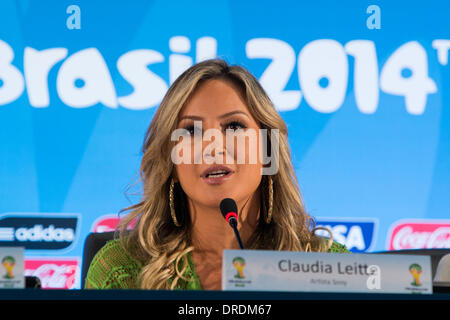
top-left (182, 121), bottom-right (246, 135)
top-left (183, 125), bottom-right (202, 136)
top-left (225, 121), bottom-right (246, 131)
top-left (185, 125), bottom-right (194, 135)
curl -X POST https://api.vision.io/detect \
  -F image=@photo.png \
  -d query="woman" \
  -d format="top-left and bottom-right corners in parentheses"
top-left (85, 59), bottom-right (348, 290)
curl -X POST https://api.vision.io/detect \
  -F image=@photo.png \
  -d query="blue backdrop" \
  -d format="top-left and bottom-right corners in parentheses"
top-left (0, 0), bottom-right (449, 288)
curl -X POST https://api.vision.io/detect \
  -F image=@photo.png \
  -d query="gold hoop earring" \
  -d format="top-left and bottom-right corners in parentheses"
top-left (265, 176), bottom-right (273, 224)
top-left (311, 226), bottom-right (333, 251)
top-left (169, 178), bottom-right (181, 227)
top-left (305, 242), bottom-right (312, 253)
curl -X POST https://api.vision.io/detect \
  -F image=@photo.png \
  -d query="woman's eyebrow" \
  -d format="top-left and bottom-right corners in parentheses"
top-left (179, 110), bottom-right (250, 121)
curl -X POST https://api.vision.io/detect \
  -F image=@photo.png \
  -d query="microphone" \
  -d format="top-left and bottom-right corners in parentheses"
top-left (434, 253), bottom-right (450, 282)
top-left (220, 198), bottom-right (244, 250)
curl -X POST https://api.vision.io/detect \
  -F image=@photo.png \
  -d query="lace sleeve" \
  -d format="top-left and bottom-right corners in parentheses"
top-left (84, 239), bottom-right (142, 289)
top-left (328, 241), bottom-right (351, 253)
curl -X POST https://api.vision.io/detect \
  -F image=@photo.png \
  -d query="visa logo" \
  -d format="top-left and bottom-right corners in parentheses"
top-left (315, 218), bottom-right (378, 252)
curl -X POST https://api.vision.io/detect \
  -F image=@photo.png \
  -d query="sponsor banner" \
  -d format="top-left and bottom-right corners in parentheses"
top-left (24, 257), bottom-right (80, 289)
top-left (315, 218), bottom-right (378, 253)
top-left (91, 214), bottom-right (136, 233)
top-left (387, 220), bottom-right (450, 250)
top-left (0, 213), bottom-right (80, 251)
top-left (91, 215), bottom-right (121, 233)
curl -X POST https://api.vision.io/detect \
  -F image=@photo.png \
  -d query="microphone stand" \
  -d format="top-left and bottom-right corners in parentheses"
top-left (228, 218), bottom-right (244, 250)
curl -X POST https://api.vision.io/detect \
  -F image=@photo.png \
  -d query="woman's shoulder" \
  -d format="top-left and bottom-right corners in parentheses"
top-left (327, 240), bottom-right (350, 253)
top-left (85, 238), bottom-right (142, 289)
top-left (317, 236), bottom-right (350, 253)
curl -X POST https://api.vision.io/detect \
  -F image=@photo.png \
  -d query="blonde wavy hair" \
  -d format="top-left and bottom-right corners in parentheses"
top-left (118, 59), bottom-right (331, 289)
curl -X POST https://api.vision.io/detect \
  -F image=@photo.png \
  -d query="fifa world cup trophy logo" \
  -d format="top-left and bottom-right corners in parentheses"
top-left (2, 256), bottom-right (16, 279)
top-left (409, 263), bottom-right (422, 286)
top-left (233, 257), bottom-right (246, 279)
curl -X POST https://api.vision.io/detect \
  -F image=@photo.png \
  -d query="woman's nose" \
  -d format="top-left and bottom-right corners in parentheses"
top-left (203, 137), bottom-right (227, 163)
top-left (199, 126), bottom-right (232, 164)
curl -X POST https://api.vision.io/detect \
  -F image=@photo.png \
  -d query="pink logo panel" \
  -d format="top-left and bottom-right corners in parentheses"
top-left (388, 221), bottom-right (450, 250)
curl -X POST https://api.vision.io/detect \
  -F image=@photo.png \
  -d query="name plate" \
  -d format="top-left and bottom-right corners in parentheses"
top-left (222, 250), bottom-right (432, 294)
top-left (0, 247), bottom-right (25, 289)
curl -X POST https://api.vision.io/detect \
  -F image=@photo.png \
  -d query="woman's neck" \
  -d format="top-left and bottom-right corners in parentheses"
top-left (189, 194), bottom-right (260, 289)
top-left (190, 194), bottom-right (260, 253)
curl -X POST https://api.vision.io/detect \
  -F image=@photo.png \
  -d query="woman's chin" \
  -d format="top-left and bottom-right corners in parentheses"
top-left (198, 193), bottom-right (238, 208)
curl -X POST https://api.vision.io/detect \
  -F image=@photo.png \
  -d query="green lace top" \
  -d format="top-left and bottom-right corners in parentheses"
top-left (85, 239), bottom-right (350, 290)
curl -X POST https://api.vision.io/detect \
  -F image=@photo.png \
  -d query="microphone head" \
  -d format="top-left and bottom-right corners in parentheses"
top-left (220, 198), bottom-right (238, 224)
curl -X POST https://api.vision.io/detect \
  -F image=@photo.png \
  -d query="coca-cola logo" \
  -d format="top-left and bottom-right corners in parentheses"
top-left (24, 258), bottom-right (80, 289)
top-left (91, 215), bottom-right (121, 233)
top-left (91, 214), bottom-right (136, 233)
top-left (387, 221), bottom-right (450, 250)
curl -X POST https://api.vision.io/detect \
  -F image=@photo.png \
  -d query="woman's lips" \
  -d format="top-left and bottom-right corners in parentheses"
top-left (201, 170), bottom-right (234, 185)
